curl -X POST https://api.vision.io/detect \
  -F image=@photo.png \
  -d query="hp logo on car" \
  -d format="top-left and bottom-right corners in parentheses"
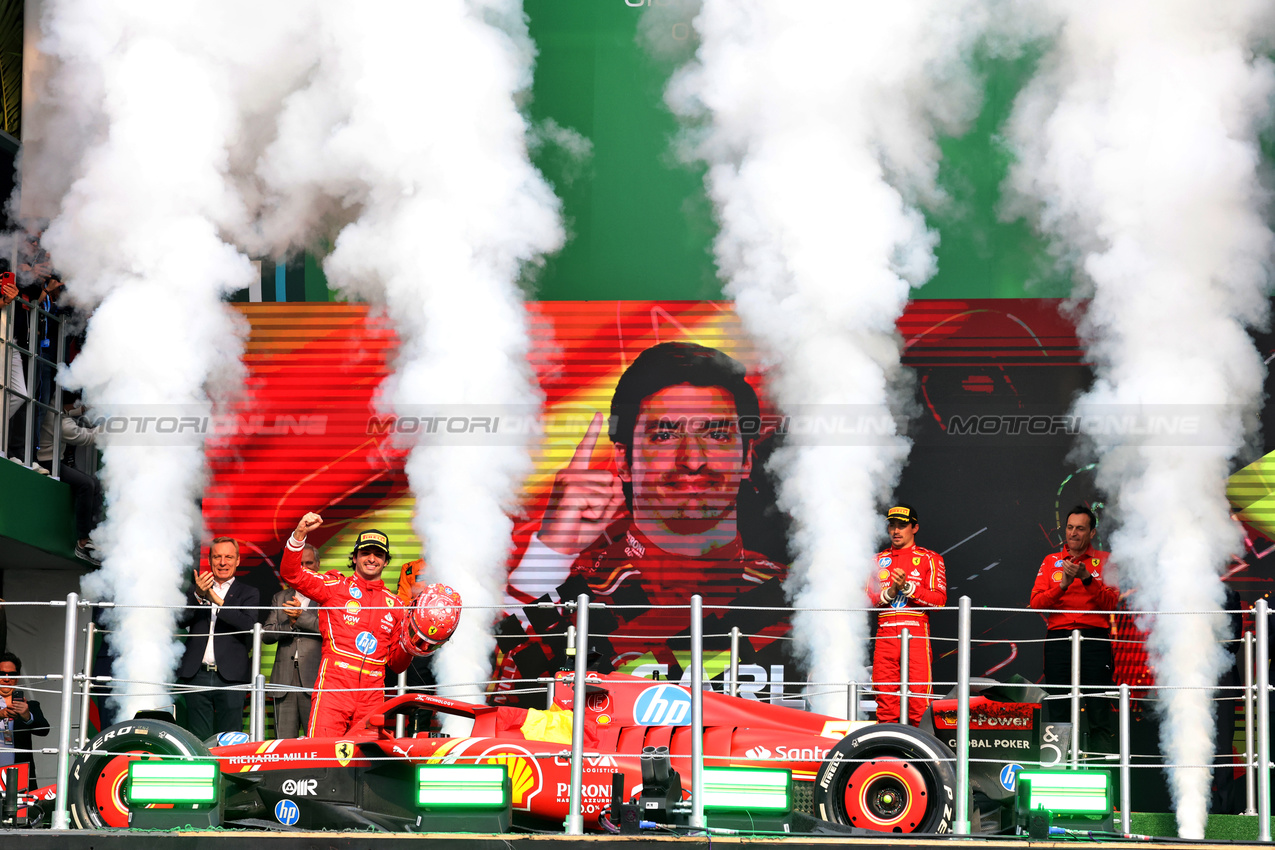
top-left (216, 731), bottom-right (250, 746)
top-left (633, 685), bottom-right (692, 726)
top-left (999, 763), bottom-right (1023, 792)
top-left (274, 799), bottom-right (300, 826)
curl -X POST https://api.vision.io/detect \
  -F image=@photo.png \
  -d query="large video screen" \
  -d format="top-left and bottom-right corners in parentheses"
top-left (207, 299), bottom-right (1266, 699)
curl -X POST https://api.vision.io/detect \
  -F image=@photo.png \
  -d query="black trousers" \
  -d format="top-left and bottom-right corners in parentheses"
top-left (38, 460), bottom-right (101, 538)
top-left (181, 668), bottom-right (246, 742)
top-left (1043, 627), bottom-right (1115, 745)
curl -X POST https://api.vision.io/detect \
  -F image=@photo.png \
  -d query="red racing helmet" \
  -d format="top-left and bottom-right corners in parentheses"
top-left (399, 583), bottom-right (462, 657)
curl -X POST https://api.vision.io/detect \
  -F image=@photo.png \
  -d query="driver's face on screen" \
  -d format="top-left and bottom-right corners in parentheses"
top-left (617, 383), bottom-right (752, 537)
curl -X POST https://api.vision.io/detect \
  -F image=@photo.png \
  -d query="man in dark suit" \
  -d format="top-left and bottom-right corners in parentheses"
top-left (0, 652), bottom-right (49, 790)
top-left (177, 537), bottom-right (260, 741)
top-left (263, 544), bottom-right (322, 738)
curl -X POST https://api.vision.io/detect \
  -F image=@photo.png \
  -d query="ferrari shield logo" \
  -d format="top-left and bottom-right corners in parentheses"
top-left (1091, 558), bottom-right (1100, 568)
top-left (912, 557), bottom-right (920, 566)
top-left (335, 741), bottom-right (355, 767)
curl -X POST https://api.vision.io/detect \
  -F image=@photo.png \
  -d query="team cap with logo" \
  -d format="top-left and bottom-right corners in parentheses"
top-left (353, 530), bottom-right (391, 557)
top-left (886, 505), bottom-right (918, 524)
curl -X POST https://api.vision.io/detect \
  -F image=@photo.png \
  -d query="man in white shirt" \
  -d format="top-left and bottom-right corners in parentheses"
top-left (176, 538), bottom-right (261, 741)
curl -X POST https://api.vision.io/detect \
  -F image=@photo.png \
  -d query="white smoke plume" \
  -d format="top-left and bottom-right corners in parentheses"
top-left (252, 0), bottom-right (562, 719)
top-left (1004, 2), bottom-right (1275, 836)
top-left (30, 1), bottom-right (271, 717)
top-left (663, 1), bottom-right (989, 714)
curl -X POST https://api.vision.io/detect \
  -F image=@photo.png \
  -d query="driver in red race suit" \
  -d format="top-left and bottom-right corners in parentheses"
top-left (282, 512), bottom-right (462, 736)
top-left (869, 504), bottom-right (946, 726)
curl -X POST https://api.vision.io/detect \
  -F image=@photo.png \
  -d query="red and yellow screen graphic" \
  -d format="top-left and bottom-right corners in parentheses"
top-left (203, 301), bottom-right (762, 573)
top-left (205, 299), bottom-right (1154, 697)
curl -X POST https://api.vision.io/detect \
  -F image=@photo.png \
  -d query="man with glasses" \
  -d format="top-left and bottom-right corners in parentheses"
top-left (0, 652), bottom-right (49, 790)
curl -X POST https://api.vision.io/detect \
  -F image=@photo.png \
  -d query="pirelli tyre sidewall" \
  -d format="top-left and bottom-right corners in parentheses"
top-left (68, 719), bottom-right (213, 829)
top-left (812, 723), bottom-right (956, 834)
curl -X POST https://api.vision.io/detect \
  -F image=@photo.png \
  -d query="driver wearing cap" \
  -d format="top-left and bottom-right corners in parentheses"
top-left (281, 512), bottom-right (459, 736)
top-left (868, 503), bottom-right (946, 725)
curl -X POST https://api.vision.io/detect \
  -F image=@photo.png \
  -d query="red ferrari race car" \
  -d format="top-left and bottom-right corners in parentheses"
top-left (27, 673), bottom-right (1047, 833)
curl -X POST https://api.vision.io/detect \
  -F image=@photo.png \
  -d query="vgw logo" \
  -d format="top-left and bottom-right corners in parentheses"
top-left (274, 799), bottom-right (300, 825)
top-left (633, 685), bottom-right (692, 726)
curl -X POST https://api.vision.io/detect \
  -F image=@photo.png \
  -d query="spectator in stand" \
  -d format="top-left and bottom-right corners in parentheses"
top-left (31, 277), bottom-right (64, 413)
top-left (2, 271), bottom-right (28, 449)
top-left (4, 287), bottom-right (61, 460)
top-left (0, 651), bottom-right (50, 790)
top-left (263, 545), bottom-right (322, 738)
top-left (176, 538), bottom-right (261, 741)
top-left (37, 390), bottom-right (102, 564)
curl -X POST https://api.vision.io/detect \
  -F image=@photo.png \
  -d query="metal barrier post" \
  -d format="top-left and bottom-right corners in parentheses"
top-left (1070, 629), bottom-right (1082, 766)
top-left (52, 593), bottom-right (79, 830)
top-left (20, 305), bottom-right (35, 465)
top-left (251, 675), bottom-right (266, 741)
top-left (848, 682), bottom-right (860, 721)
top-left (395, 676), bottom-right (407, 738)
top-left (77, 620), bottom-right (96, 750)
top-left (899, 627), bottom-right (910, 726)
top-left (1257, 598), bottom-right (1270, 841)
top-left (728, 626), bottom-right (740, 698)
top-left (1119, 683), bottom-right (1130, 834)
top-left (49, 317), bottom-right (67, 479)
top-left (1245, 630), bottom-right (1256, 816)
top-left (690, 595), bottom-right (705, 830)
top-left (249, 622), bottom-right (264, 741)
top-left (954, 596), bottom-right (971, 835)
top-left (565, 595), bottom-right (589, 835)
top-left (545, 677), bottom-right (556, 709)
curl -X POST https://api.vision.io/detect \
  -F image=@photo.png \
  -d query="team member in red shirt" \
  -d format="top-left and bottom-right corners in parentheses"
top-left (869, 504), bottom-right (945, 725)
top-left (1028, 505), bottom-right (1118, 746)
top-left (282, 512), bottom-right (461, 736)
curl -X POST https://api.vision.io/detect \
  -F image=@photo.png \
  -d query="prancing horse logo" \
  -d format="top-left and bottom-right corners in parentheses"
top-left (335, 741), bottom-right (355, 767)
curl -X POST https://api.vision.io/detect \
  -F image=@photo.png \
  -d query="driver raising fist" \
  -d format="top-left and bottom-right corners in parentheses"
top-left (281, 512), bottom-right (461, 736)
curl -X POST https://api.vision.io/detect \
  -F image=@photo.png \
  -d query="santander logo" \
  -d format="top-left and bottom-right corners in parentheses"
top-left (745, 746), bottom-right (772, 760)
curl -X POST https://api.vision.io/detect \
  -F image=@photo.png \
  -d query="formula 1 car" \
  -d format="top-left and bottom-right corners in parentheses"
top-left (40, 672), bottom-right (1048, 833)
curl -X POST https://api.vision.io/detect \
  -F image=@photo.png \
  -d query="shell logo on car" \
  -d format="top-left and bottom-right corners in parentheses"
top-left (477, 745), bottom-right (542, 811)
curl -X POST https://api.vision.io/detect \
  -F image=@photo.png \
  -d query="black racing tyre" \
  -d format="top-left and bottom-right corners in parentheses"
top-left (67, 718), bottom-right (212, 829)
top-left (812, 723), bottom-right (956, 834)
